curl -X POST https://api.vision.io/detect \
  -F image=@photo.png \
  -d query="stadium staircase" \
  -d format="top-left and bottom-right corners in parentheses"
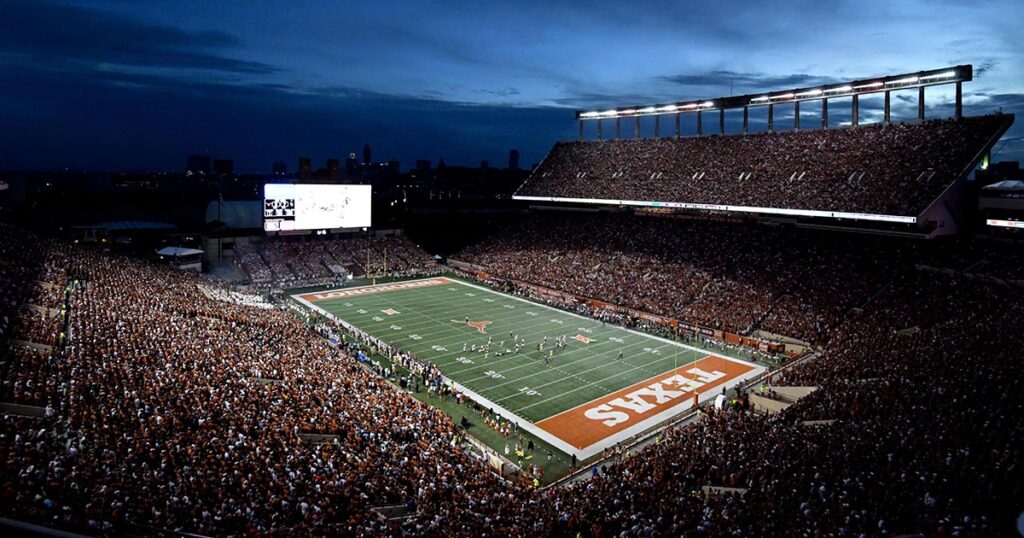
top-left (749, 386), bottom-right (818, 415)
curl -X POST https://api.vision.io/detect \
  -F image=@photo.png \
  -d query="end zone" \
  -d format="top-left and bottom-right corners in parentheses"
top-left (537, 355), bottom-right (762, 452)
top-left (297, 277), bottom-right (454, 303)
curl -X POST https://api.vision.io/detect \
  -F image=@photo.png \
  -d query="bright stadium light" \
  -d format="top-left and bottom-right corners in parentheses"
top-left (574, 65), bottom-right (971, 120)
top-left (888, 76), bottom-right (919, 85)
top-left (921, 71), bottom-right (956, 80)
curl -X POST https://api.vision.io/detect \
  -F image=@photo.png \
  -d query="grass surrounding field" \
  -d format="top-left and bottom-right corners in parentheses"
top-left (304, 277), bottom-right (744, 426)
top-left (366, 349), bottom-right (577, 483)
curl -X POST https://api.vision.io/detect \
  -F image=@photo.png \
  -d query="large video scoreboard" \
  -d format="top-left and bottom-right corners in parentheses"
top-left (264, 184), bottom-right (372, 232)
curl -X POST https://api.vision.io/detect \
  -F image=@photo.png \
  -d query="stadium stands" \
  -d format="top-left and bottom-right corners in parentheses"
top-left (544, 271), bottom-right (1024, 536)
top-left (1, 221), bottom-right (1022, 536)
top-left (517, 115), bottom-right (1010, 217)
top-left (0, 228), bottom-right (509, 535)
top-left (234, 235), bottom-right (437, 289)
top-left (457, 212), bottom-right (896, 344)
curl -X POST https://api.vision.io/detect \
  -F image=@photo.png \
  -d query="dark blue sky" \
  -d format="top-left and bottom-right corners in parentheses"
top-left (1, 0), bottom-right (1021, 172)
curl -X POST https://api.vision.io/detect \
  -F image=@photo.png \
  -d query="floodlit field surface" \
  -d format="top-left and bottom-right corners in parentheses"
top-left (295, 277), bottom-right (763, 458)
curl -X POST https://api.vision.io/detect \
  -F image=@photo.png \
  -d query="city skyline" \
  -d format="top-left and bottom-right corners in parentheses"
top-left (1, 0), bottom-right (1021, 172)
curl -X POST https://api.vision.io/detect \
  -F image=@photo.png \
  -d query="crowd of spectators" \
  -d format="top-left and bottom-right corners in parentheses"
top-left (1, 227), bottom-right (517, 535)
top-left (534, 270), bottom-right (1023, 536)
top-left (0, 224), bottom-right (72, 408)
top-left (1, 220), bottom-right (1022, 536)
top-left (518, 115), bottom-right (1010, 216)
top-left (234, 236), bottom-right (437, 290)
top-left (458, 212), bottom-right (898, 344)
top-left (233, 242), bottom-right (272, 284)
top-left (196, 282), bottom-right (273, 309)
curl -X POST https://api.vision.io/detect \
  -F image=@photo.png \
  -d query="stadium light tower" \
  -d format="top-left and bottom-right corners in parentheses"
top-left (575, 65), bottom-right (973, 140)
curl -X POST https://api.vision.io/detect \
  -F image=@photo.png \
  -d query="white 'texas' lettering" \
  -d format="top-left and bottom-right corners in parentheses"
top-left (607, 393), bottom-right (657, 414)
top-left (629, 382), bottom-right (684, 404)
top-left (584, 404), bottom-right (631, 427)
top-left (686, 367), bottom-right (726, 383)
top-left (585, 369), bottom-right (729, 427)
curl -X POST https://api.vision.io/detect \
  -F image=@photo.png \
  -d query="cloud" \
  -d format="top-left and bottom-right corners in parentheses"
top-left (550, 91), bottom-right (671, 109)
top-left (661, 70), bottom-right (841, 91)
top-left (0, 0), bottom-right (1021, 170)
top-left (974, 60), bottom-right (998, 78)
top-left (0, 60), bottom-right (572, 172)
top-left (474, 88), bottom-right (522, 98)
top-left (0, 0), bottom-right (278, 75)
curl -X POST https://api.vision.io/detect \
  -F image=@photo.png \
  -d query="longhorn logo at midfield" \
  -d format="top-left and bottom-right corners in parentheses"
top-left (452, 319), bottom-right (493, 333)
top-left (467, 320), bottom-right (493, 333)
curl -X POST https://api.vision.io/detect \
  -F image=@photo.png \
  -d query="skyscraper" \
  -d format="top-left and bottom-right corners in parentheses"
top-left (508, 149), bottom-right (520, 170)
top-left (346, 153), bottom-right (359, 177)
top-left (363, 144), bottom-right (372, 165)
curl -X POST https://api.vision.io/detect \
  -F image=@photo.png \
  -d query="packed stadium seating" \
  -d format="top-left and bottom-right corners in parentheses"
top-left (517, 115), bottom-right (1010, 216)
top-left (235, 235), bottom-right (437, 289)
top-left (1, 222), bottom-right (1022, 536)
top-left (457, 212), bottom-right (898, 344)
top-left (1, 227), bottom-right (506, 535)
top-left (547, 272), bottom-right (1024, 536)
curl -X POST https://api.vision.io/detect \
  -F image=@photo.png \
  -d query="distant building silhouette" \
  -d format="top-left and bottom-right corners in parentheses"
top-left (293, 157), bottom-right (347, 182)
top-left (508, 149), bottom-right (520, 170)
top-left (298, 157), bottom-right (312, 179)
top-left (416, 159), bottom-right (432, 172)
top-left (213, 159), bottom-right (233, 175)
top-left (186, 154), bottom-right (211, 175)
top-left (363, 144), bottom-right (372, 165)
top-left (346, 153), bottom-right (359, 177)
top-left (272, 161), bottom-right (287, 175)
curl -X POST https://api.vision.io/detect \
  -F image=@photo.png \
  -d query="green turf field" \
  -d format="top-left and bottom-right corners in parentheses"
top-left (295, 276), bottom-right (760, 457)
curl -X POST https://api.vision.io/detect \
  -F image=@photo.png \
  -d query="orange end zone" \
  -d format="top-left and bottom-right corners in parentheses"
top-left (536, 355), bottom-right (756, 450)
top-left (297, 277), bottom-right (454, 303)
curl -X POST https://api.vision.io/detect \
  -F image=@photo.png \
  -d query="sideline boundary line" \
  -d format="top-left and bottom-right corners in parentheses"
top-left (293, 276), bottom-right (764, 459)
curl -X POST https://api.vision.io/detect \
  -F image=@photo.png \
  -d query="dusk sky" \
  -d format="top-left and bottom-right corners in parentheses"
top-left (1, 0), bottom-right (1022, 172)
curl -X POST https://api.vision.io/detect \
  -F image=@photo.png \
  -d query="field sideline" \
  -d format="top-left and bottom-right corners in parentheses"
top-left (294, 276), bottom-right (764, 459)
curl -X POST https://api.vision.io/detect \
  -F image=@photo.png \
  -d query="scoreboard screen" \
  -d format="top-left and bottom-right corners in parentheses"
top-left (264, 184), bottom-right (372, 231)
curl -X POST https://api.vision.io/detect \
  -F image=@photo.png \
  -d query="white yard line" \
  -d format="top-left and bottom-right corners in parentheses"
top-left (348, 287), bottom-right (701, 397)
top-left (293, 277), bottom-right (764, 460)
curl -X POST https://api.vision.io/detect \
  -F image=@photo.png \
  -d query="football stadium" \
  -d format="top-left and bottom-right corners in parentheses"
top-left (2, 2), bottom-right (1024, 537)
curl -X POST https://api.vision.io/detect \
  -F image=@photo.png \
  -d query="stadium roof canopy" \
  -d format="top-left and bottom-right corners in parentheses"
top-left (981, 180), bottom-right (1024, 192)
top-left (156, 246), bottom-right (203, 257)
top-left (576, 65), bottom-right (972, 120)
top-left (98, 221), bottom-right (176, 231)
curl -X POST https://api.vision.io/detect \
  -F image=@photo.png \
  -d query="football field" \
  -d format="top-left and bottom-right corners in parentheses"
top-left (294, 276), bottom-right (764, 459)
